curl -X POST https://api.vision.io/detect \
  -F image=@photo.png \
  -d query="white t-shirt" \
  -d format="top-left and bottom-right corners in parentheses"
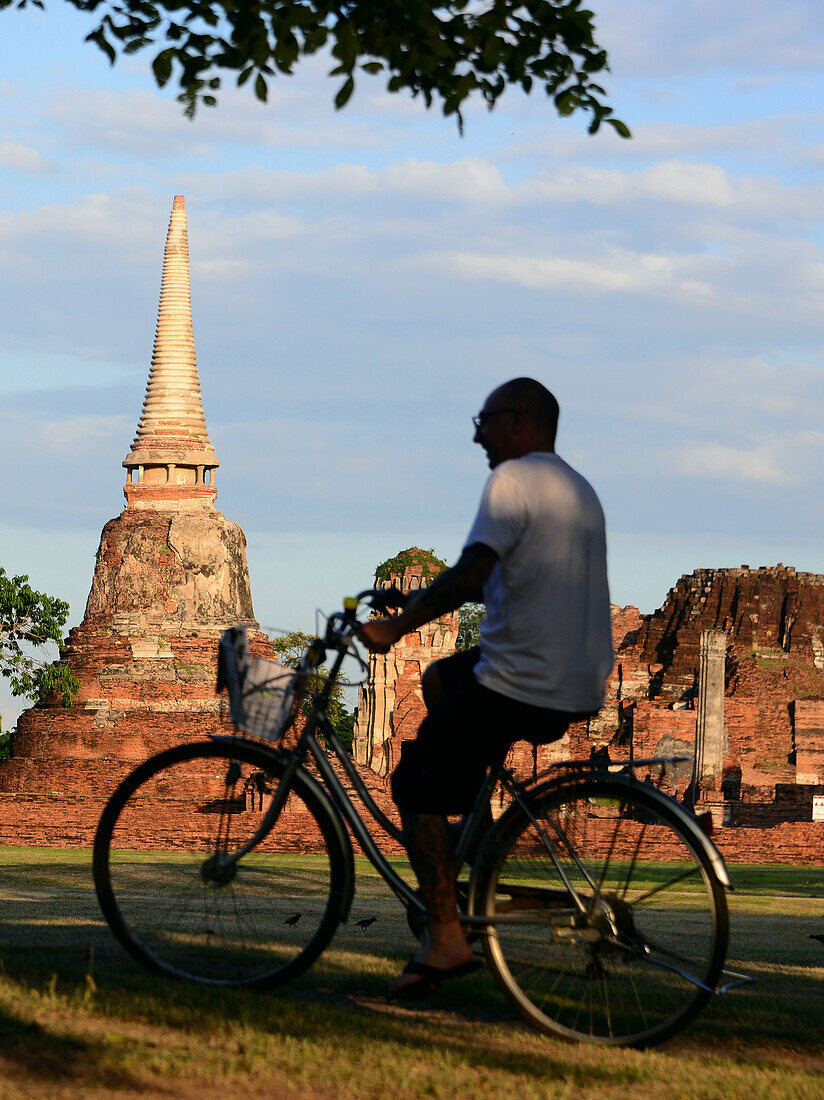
top-left (464, 452), bottom-right (614, 712)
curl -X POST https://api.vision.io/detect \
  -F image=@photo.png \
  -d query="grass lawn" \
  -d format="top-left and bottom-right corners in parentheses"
top-left (0, 849), bottom-right (823, 1099)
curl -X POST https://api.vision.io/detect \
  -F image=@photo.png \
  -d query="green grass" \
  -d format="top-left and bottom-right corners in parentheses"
top-left (0, 850), bottom-right (823, 1098)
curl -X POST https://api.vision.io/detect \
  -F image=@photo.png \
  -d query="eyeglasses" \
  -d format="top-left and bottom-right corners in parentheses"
top-left (472, 407), bottom-right (518, 432)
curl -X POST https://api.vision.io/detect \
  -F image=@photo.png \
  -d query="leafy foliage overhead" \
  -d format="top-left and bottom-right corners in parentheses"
top-left (0, 568), bottom-right (79, 710)
top-left (2, 0), bottom-right (628, 133)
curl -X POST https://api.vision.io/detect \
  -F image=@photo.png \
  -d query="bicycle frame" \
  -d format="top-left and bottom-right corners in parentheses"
top-left (214, 633), bottom-right (505, 923)
top-left (218, 610), bottom-right (733, 942)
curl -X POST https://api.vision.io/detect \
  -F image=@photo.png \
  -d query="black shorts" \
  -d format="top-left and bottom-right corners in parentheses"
top-left (390, 647), bottom-right (593, 816)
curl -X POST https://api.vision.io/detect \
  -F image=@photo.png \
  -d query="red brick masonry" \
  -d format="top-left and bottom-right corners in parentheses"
top-left (2, 563), bottom-right (824, 863)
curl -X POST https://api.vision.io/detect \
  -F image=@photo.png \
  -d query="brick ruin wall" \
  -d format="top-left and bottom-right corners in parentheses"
top-left (495, 566), bottom-right (824, 863)
top-left (3, 561), bottom-right (824, 864)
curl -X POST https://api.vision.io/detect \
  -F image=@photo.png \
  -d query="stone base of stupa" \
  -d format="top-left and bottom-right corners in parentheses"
top-left (0, 507), bottom-right (274, 845)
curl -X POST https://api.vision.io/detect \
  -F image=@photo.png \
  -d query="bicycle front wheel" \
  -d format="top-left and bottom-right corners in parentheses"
top-left (94, 740), bottom-right (351, 988)
top-left (476, 776), bottom-right (728, 1047)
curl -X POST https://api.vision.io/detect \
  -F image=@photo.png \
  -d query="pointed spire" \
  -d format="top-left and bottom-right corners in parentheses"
top-left (123, 196), bottom-right (219, 511)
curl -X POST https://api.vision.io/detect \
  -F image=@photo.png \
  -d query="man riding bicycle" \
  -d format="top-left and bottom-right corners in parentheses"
top-left (358, 377), bottom-right (614, 1000)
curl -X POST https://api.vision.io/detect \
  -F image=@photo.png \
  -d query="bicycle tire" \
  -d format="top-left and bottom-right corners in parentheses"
top-left (94, 739), bottom-right (352, 988)
top-left (475, 774), bottom-right (728, 1047)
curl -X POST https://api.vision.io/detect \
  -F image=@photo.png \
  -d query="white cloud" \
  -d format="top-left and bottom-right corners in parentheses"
top-left (0, 191), bottom-right (158, 251)
top-left (598, 0), bottom-right (824, 79)
top-left (673, 442), bottom-right (783, 483)
top-left (525, 160), bottom-right (824, 221)
top-left (182, 163), bottom-right (379, 205)
top-left (0, 142), bottom-right (55, 174)
top-left (45, 74), bottom-right (432, 158)
top-left (383, 158), bottom-right (507, 202)
top-left (432, 246), bottom-right (719, 301)
top-left (201, 153), bottom-right (824, 229)
top-left (47, 90), bottom-right (217, 158)
top-left (36, 415), bottom-right (128, 449)
top-left (627, 117), bottom-right (802, 159)
top-left (671, 424), bottom-right (824, 486)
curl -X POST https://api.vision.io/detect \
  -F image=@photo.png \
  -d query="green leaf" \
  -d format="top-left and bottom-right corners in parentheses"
top-left (583, 50), bottom-right (608, 73)
top-left (179, 90), bottom-right (197, 120)
top-left (554, 88), bottom-right (578, 116)
top-left (124, 36), bottom-right (151, 56)
top-left (608, 118), bottom-right (632, 139)
top-left (85, 26), bottom-right (117, 65)
top-left (254, 72), bottom-right (268, 102)
top-left (334, 74), bottom-right (354, 109)
top-left (152, 48), bottom-right (174, 87)
top-left (333, 17), bottom-right (358, 70)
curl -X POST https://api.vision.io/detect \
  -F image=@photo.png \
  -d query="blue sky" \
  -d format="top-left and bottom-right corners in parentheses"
top-left (3, 1), bottom-right (824, 725)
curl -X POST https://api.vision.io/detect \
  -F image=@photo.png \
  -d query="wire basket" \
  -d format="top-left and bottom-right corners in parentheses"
top-left (218, 627), bottom-right (298, 742)
top-left (239, 658), bottom-right (297, 740)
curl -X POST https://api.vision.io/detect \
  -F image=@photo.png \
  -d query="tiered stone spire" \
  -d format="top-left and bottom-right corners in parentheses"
top-left (123, 195), bottom-right (219, 510)
top-left (0, 196), bottom-right (275, 850)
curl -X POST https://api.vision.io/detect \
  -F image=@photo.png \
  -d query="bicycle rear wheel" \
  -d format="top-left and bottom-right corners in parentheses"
top-left (94, 739), bottom-right (351, 988)
top-left (476, 775), bottom-right (728, 1047)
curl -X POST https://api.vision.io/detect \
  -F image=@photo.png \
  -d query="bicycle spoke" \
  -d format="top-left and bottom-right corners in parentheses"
top-left (628, 969), bottom-right (649, 1033)
top-left (480, 775), bottom-right (728, 1047)
top-left (627, 865), bottom-right (703, 906)
top-left (599, 960), bottom-right (612, 1038)
top-left (617, 801), bottom-right (649, 900)
top-left (96, 741), bottom-right (346, 987)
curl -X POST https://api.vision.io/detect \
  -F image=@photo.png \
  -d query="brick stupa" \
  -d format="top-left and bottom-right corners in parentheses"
top-left (353, 549), bottom-right (458, 776)
top-left (0, 197), bottom-right (269, 844)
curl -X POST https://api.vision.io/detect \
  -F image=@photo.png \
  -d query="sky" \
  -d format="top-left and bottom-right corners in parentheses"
top-left (3, 1), bottom-right (824, 726)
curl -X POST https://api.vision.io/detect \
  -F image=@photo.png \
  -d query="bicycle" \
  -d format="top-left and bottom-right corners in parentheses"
top-left (93, 588), bottom-right (747, 1048)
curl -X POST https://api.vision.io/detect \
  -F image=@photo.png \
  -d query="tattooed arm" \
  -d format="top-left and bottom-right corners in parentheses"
top-left (357, 542), bottom-right (497, 654)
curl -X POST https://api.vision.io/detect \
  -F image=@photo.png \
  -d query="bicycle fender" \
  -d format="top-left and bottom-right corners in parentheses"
top-left (651, 790), bottom-right (733, 890)
top-left (474, 773), bottom-right (733, 893)
top-left (626, 781), bottom-right (733, 890)
top-left (573, 774), bottom-right (733, 890)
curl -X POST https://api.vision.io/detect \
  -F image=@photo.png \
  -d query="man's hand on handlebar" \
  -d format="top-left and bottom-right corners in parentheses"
top-left (353, 587), bottom-right (410, 654)
top-left (357, 617), bottom-right (407, 654)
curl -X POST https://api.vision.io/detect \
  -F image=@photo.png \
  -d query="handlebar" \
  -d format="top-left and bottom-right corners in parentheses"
top-left (297, 587), bottom-right (408, 677)
top-left (355, 586), bottom-right (408, 615)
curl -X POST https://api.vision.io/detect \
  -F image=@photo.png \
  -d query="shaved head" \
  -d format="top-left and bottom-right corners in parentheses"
top-left (491, 378), bottom-right (559, 445)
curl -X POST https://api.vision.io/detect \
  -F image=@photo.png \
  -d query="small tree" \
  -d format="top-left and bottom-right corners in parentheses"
top-left (270, 629), bottom-right (354, 752)
top-left (0, 568), bottom-right (79, 753)
top-left (456, 601), bottom-right (485, 650)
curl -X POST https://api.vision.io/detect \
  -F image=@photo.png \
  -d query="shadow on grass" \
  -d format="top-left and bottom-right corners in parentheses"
top-left (1, 854), bottom-right (824, 1086)
top-left (0, 1000), bottom-right (146, 1093)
